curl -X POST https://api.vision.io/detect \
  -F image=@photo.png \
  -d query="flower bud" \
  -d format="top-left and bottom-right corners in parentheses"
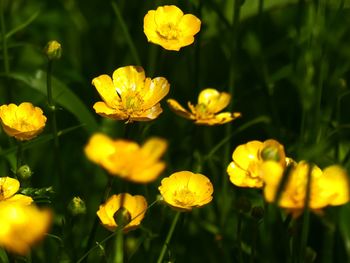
top-left (113, 207), bottom-right (131, 227)
top-left (261, 139), bottom-right (286, 163)
top-left (16, 164), bottom-right (33, 180)
top-left (44, 40), bottom-right (62, 60)
top-left (67, 196), bottom-right (86, 216)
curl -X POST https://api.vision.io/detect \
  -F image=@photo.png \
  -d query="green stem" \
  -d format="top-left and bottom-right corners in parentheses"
top-left (15, 141), bottom-right (23, 175)
top-left (115, 229), bottom-right (124, 263)
top-left (236, 212), bottom-right (243, 263)
top-left (156, 212), bottom-right (181, 263)
top-left (111, 1), bottom-right (141, 66)
top-left (0, 0), bottom-right (9, 74)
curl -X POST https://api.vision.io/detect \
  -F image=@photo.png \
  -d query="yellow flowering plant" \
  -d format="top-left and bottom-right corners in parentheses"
top-left (167, 88), bottom-right (241, 125)
top-left (0, 202), bottom-right (52, 255)
top-left (261, 161), bottom-right (350, 217)
top-left (143, 5), bottom-right (201, 51)
top-left (0, 102), bottom-right (47, 141)
top-left (0, 177), bottom-right (33, 205)
top-left (92, 65), bottom-right (170, 122)
top-left (158, 171), bottom-right (214, 212)
top-left (84, 133), bottom-right (167, 183)
top-left (97, 193), bottom-right (147, 232)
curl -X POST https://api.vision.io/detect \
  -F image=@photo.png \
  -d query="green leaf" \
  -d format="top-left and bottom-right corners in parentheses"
top-left (6, 71), bottom-right (98, 133)
top-left (0, 248), bottom-right (9, 263)
top-left (339, 204), bottom-right (350, 259)
top-left (5, 10), bottom-right (40, 39)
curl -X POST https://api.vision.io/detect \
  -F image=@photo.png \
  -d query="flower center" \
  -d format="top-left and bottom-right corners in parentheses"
top-left (157, 24), bottom-right (180, 40)
top-left (123, 91), bottom-right (145, 113)
top-left (194, 103), bottom-right (213, 119)
top-left (173, 187), bottom-right (196, 207)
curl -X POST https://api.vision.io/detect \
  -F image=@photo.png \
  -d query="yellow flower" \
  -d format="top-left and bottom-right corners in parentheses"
top-left (227, 139), bottom-right (288, 188)
top-left (97, 193), bottom-right (147, 232)
top-left (261, 161), bottom-right (350, 217)
top-left (0, 202), bottom-right (52, 255)
top-left (143, 5), bottom-right (201, 51)
top-left (92, 66), bottom-right (170, 122)
top-left (158, 171), bottom-right (214, 212)
top-left (84, 133), bottom-right (167, 183)
top-left (0, 102), bottom-right (47, 141)
top-left (168, 88), bottom-right (241, 125)
top-left (0, 177), bottom-right (33, 205)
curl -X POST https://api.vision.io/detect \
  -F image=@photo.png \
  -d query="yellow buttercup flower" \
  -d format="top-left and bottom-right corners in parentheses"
top-left (168, 88), bottom-right (241, 125)
top-left (143, 5), bottom-right (201, 51)
top-left (261, 161), bottom-right (350, 217)
top-left (92, 65), bottom-right (170, 122)
top-left (159, 171), bottom-right (214, 212)
top-left (227, 139), bottom-right (288, 188)
top-left (0, 102), bottom-right (47, 141)
top-left (0, 202), bottom-right (52, 255)
top-left (0, 177), bottom-right (33, 205)
top-left (97, 193), bottom-right (147, 232)
top-left (84, 133), bottom-right (167, 183)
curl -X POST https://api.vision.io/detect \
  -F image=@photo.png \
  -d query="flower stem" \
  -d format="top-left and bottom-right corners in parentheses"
top-left (156, 211), bottom-right (181, 263)
top-left (15, 141), bottom-right (23, 175)
top-left (0, 0), bottom-right (9, 74)
top-left (114, 229), bottom-right (124, 263)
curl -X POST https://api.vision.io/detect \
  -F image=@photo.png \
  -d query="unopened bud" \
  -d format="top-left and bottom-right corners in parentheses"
top-left (67, 196), bottom-right (86, 216)
top-left (44, 40), bottom-right (62, 60)
top-left (114, 207), bottom-right (131, 227)
top-left (17, 164), bottom-right (33, 180)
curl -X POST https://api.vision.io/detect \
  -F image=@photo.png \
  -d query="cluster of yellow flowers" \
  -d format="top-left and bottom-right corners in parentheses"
top-left (227, 139), bottom-right (350, 217)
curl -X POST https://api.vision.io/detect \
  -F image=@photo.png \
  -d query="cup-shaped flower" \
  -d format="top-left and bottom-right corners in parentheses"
top-left (84, 133), bottom-right (167, 183)
top-left (92, 66), bottom-right (170, 122)
top-left (0, 103), bottom-right (47, 141)
top-left (0, 202), bottom-right (52, 255)
top-left (227, 139), bottom-right (288, 188)
top-left (0, 177), bottom-right (33, 205)
top-left (159, 171), bottom-right (214, 212)
top-left (143, 5), bottom-right (201, 51)
top-left (261, 161), bottom-right (350, 217)
top-left (168, 88), bottom-right (241, 125)
top-left (97, 193), bottom-right (147, 232)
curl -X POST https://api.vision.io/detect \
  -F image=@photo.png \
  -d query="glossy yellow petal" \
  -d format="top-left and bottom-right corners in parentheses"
top-left (227, 162), bottom-right (263, 188)
top-left (0, 177), bottom-right (20, 200)
top-left (140, 138), bottom-right (168, 164)
top-left (178, 14), bottom-right (201, 36)
top-left (197, 88), bottom-right (231, 113)
top-left (142, 77), bottom-right (170, 109)
top-left (130, 163), bottom-right (166, 183)
top-left (154, 5), bottom-right (183, 28)
top-left (167, 99), bottom-right (193, 120)
top-left (5, 194), bottom-right (33, 205)
top-left (0, 203), bottom-right (52, 255)
top-left (143, 10), bottom-right (159, 42)
top-left (129, 104), bottom-right (163, 122)
top-left (93, 101), bottom-right (128, 120)
top-left (112, 66), bottom-right (146, 97)
top-left (232, 141), bottom-right (263, 171)
top-left (84, 133), bottom-right (117, 165)
top-left (92, 74), bottom-right (120, 108)
top-left (260, 161), bottom-right (285, 202)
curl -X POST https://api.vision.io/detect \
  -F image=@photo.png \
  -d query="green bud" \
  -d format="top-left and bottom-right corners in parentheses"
top-left (16, 164), bottom-right (33, 180)
top-left (113, 207), bottom-right (131, 227)
top-left (67, 196), bottom-right (86, 216)
top-left (251, 206), bottom-right (264, 220)
top-left (44, 40), bottom-right (62, 60)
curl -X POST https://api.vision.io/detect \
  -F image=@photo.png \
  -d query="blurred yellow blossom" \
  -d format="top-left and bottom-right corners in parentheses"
top-left (92, 65), bottom-right (170, 122)
top-left (0, 102), bottom-right (47, 141)
top-left (159, 171), bottom-right (213, 211)
top-left (97, 193), bottom-right (147, 232)
top-left (0, 202), bottom-right (52, 255)
top-left (143, 5), bottom-right (201, 51)
top-left (168, 88), bottom-right (241, 125)
top-left (261, 161), bottom-right (350, 217)
top-left (227, 139), bottom-right (288, 188)
top-left (84, 133), bottom-right (167, 183)
top-left (0, 177), bottom-right (33, 205)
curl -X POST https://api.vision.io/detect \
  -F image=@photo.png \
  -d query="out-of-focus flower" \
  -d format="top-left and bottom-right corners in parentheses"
top-left (143, 5), bottom-right (201, 51)
top-left (44, 40), bottom-right (62, 60)
top-left (227, 139), bottom-right (288, 188)
top-left (0, 202), bottom-right (52, 255)
top-left (0, 103), bottom-right (47, 141)
top-left (67, 197), bottom-right (86, 216)
top-left (92, 66), bottom-right (169, 122)
top-left (0, 177), bottom-right (33, 205)
top-left (84, 133), bottom-right (167, 183)
top-left (168, 88), bottom-right (241, 125)
top-left (261, 161), bottom-right (350, 217)
top-left (97, 193), bottom-right (147, 232)
top-left (159, 171), bottom-right (213, 211)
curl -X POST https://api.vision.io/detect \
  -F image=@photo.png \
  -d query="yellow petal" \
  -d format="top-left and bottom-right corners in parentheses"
top-left (143, 10), bottom-right (159, 42)
top-left (93, 101), bottom-right (128, 120)
top-left (142, 77), bottom-right (170, 109)
top-left (227, 162), bottom-right (263, 188)
top-left (167, 99), bottom-right (193, 120)
top-left (5, 194), bottom-right (33, 205)
top-left (178, 14), bottom-right (201, 36)
top-left (140, 137), bottom-right (167, 164)
top-left (130, 162), bottom-right (166, 183)
top-left (92, 74), bottom-right (120, 108)
top-left (154, 5), bottom-right (184, 27)
top-left (84, 133), bottom-right (116, 165)
top-left (0, 177), bottom-right (20, 200)
top-left (112, 66), bottom-right (146, 97)
top-left (129, 104), bottom-right (163, 121)
top-left (232, 141), bottom-right (263, 171)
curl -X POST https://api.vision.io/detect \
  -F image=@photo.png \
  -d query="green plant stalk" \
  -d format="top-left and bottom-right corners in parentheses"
top-left (111, 1), bottom-right (141, 66)
top-left (156, 211), bottom-right (181, 263)
top-left (0, 0), bottom-right (9, 74)
top-left (114, 229), bottom-right (124, 263)
top-left (236, 212), bottom-right (243, 263)
top-left (15, 141), bottom-right (23, 175)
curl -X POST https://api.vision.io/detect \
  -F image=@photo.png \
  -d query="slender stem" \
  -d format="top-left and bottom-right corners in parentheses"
top-left (156, 212), bottom-right (181, 263)
top-left (236, 212), bottom-right (243, 263)
top-left (15, 141), bottom-right (23, 175)
top-left (115, 229), bottom-right (124, 263)
top-left (0, 0), bottom-right (9, 74)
